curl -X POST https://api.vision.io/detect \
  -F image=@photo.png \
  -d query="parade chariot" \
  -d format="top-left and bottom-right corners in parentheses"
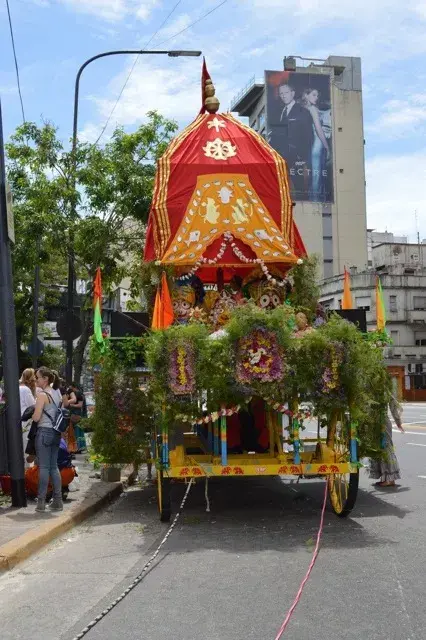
top-left (142, 68), bottom-right (388, 522)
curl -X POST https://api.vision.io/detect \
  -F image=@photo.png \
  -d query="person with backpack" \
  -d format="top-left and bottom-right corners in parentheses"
top-left (32, 367), bottom-right (63, 512)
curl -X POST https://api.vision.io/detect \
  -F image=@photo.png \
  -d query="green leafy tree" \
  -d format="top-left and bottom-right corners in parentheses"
top-left (6, 112), bottom-right (178, 380)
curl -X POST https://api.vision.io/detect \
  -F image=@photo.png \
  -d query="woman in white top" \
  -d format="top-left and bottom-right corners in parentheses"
top-left (19, 369), bottom-right (36, 463)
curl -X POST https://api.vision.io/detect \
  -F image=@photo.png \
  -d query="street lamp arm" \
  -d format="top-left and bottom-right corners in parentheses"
top-left (65, 47), bottom-right (201, 384)
top-left (72, 49), bottom-right (201, 151)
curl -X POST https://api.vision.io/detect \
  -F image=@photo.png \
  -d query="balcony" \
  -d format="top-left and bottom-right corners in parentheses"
top-left (384, 345), bottom-right (426, 361)
top-left (229, 76), bottom-right (265, 116)
top-left (408, 310), bottom-right (426, 324)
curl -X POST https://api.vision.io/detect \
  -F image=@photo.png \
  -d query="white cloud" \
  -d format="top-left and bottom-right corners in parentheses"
top-left (58, 0), bottom-right (158, 22)
top-left (242, 45), bottom-right (272, 58)
top-left (367, 94), bottom-right (426, 138)
top-left (366, 150), bottom-right (426, 239)
top-left (79, 56), bottom-right (234, 141)
top-left (152, 13), bottom-right (192, 42)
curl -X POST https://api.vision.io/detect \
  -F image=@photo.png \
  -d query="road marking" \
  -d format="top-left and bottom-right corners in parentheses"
top-left (391, 421), bottom-right (426, 427)
top-left (406, 442), bottom-right (426, 447)
top-left (418, 475), bottom-right (426, 479)
top-left (393, 430), bottom-right (426, 436)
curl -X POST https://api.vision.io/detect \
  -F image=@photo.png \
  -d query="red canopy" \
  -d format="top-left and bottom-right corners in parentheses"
top-left (144, 111), bottom-right (306, 282)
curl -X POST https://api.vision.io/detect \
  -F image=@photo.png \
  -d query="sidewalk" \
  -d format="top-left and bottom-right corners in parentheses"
top-left (0, 455), bottom-right (123, 572)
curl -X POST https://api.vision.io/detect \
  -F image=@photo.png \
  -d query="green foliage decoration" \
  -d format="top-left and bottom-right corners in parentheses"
top-left (88, 337), bottom-right (153, 464)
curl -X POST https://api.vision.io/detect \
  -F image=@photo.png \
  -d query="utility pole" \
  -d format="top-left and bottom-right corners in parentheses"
top-left (0, 99), bottom-right (26, 507)
top-left (32, 237), bottom-right (41, 369)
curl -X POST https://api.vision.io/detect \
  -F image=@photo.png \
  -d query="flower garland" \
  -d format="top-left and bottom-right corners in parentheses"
top-left (321, 343), bottom-right (342, 395)
top-left (262, 399), bottom-right (312, 422)
top-left (169, 343), bottom-right (196, 395)
top-left (170, 399), bottom-right (312, 426)
top-left (176, 404), bottom-right (244, 425)
top-left (236, 327), bottom-right (284, 384)
top-left (176, 232), bottom-right (303, 285)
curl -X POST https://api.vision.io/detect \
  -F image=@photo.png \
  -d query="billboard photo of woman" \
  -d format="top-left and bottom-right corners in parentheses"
top-left (301, 87), bottom-right (331, 201)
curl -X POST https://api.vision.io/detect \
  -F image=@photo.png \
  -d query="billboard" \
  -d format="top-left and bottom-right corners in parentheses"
top-left (265, 70), bottom-right (334, 203)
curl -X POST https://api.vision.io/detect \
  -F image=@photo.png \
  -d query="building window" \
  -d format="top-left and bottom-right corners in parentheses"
top-left (321, 298), bottom-right (334, 310)
top-left (258, 107), bottom-right (265, 130)
top-left (389, 295), bottom-right (397, 312)
top-left (390, 330), bottom-right (399, 345)
top-left (413, 296), bottom-right (426, 310)
top-left (415, 364), bottom-right (424, 374)
top-left (413, 374), bottom-right (426, 390)
top-left (415, 331), bottom-right (426, 346)
top-left (355, 296), bottom-right (371, 311)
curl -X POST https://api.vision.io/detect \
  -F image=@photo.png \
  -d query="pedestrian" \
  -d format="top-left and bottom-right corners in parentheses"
top-left (19, 369), bottom-right (36, 464)
top-left (49, 370), bottom-right (67, 408)
top-left (67, 382), bottom-right (87, 453)
top-left (32, 366), bottom-right (63, 512)
top-left (369, 394), bottom-right (404, 487)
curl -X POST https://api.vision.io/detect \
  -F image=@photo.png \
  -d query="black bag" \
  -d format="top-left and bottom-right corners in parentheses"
top-left (21, 405), bottom-right (35, 422)
top-left (25, 421), bottom-right (38, 456)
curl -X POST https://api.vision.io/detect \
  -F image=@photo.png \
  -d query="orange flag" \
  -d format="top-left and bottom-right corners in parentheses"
top-left (151, 272), bottom-right (174, 329)
top-left (342, 267), bottom-right (353, 310)
top-left (376, 276), bottom-right (386, 331)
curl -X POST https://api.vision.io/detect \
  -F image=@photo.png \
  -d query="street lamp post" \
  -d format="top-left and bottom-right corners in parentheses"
top-left (65, 49), bottom-right (201, 384)
top-left (0, 99), bottom-right (27, 507)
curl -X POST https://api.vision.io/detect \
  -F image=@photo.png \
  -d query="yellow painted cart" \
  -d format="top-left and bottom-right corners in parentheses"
top-left (154, 406), bottom-right (359, 522)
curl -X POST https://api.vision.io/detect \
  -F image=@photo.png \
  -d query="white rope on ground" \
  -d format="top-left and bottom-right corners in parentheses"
top-left (71, 478), bottom-right (194, 640)
top-left (205, 476), bottom-right (210, 512)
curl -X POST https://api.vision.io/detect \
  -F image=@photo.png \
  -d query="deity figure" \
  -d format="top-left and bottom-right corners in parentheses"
top-left (247, 279), bottom-right (285, 310)
top-left (172, 285), bottom-right (196, 324)
top-left (207, 290), bottom-right (239, 330)
top-left (293, 311), bottom-right (315, 337)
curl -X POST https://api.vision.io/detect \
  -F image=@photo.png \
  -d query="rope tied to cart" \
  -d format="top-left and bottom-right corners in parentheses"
top-left (274, 480), bottom-right (328, 639)
top-left (72, 476), bottom-right (328, 640)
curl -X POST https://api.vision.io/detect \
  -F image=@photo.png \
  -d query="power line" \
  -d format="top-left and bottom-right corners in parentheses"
top-left (94, 0), bottom-right (229, 145)
top-left (155, 0), bottom-right (228, 47)
top-left (5, 0), bottom-right (26, 123)
top-left (94, 0), bottom-right (184, 145)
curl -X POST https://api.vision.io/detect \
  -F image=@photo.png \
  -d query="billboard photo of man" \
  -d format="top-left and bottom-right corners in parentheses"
top-left (266, 71), bottom-right (333, 203)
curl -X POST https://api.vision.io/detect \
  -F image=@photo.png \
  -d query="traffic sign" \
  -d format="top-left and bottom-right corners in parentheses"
top-left (56, 311), bottom-right (82, 341)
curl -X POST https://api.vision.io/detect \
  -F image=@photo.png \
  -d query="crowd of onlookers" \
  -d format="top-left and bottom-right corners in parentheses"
top-left (15, 367), bottom-right (87, 511)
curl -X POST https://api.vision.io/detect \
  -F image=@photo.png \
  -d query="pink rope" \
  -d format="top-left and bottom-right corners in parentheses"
top-left (274, 481), bottom-right (328, 640)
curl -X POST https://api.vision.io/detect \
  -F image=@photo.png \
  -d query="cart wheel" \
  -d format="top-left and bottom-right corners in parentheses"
top-left (328, 470), bottom-right (359, 517)
top-left (157, 470), bottom-right (171, 522)
top-left (328, 419), bottom-right (359, 517)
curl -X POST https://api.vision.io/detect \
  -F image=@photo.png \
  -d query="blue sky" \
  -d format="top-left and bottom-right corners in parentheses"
top-left (1, 0), bottom-right (426, 240)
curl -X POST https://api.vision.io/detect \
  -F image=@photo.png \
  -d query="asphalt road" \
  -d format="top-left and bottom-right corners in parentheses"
top-left (1, 403), bottom-right (426, 640)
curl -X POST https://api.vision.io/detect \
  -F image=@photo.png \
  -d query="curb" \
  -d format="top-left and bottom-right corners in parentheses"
top-left (0, 482), bottom-right (123, 573)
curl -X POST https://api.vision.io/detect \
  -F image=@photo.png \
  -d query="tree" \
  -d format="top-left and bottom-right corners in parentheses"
top-left (6, 111), bottom-right (178, 380)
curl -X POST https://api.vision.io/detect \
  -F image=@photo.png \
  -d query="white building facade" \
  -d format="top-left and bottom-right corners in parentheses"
top-left (319, 240), bottom-right (426, 400)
